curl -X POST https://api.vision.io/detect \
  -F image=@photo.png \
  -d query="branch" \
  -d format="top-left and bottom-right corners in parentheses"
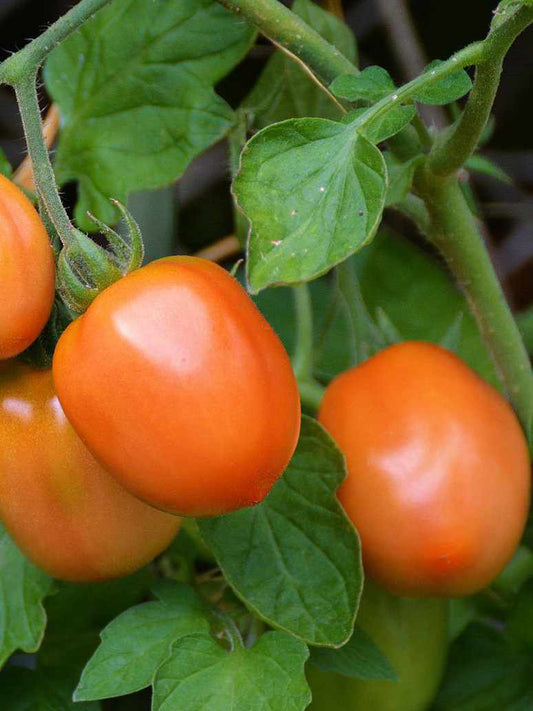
top-left (14, 103), bottom-right (60, 191)
top-left (416, 168), bottom-right (533, 433)
top-left (15, 76), bottom-right (73, 244)
top-left (217, 0), bottom-right (358, 87)
top-left (428, 5), bottom-right (533, 176)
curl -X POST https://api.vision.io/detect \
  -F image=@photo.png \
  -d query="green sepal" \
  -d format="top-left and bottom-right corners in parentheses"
top-left (58, 201), bottom-right (144, 314)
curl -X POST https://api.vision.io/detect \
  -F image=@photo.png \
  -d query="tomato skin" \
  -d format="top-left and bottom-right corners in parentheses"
top-left (52, 257), bottom-right (301, 517)
top-left (0, 175), bottom-right (55, 358)
top-left (0, 362), bottom-right (180, 582)
top-left (318, 341), bottom-right (531, 597)
top-left (307, 581), bottom-right (449, 711)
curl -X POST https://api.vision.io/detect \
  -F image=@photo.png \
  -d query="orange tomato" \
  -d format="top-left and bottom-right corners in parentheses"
top-left (0, 175), bottom-right (55, 358)
top-left (318, 342), bottom-right (531, 597)
top-left (53, 257), bottom-right (301, 517)
top-left (0, 362), bottom-right (180, 582)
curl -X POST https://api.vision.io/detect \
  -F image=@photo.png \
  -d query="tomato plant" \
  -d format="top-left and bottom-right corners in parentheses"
top-left (0, 0), bottom-right (532, 710)
top-left (52, 256), bottom-right (301, 517)
top-left (0, 361), bottom-right (181, 582)
top-left (0, 174), bottom-right (55, 359)
top-left (318, 341), bottom-right (531, 597)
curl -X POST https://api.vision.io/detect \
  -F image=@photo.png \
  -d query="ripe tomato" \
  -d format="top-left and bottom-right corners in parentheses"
top-left (318, 341), bottom-right (530, 597)
top-left (0, 175), bottom-right (55, 358)
top-left (0, 362), bottom-right (180, 582)
top-left (53, 257), bottom-right (301, 517)
top-left (307, 581), bottom-right (449, 711)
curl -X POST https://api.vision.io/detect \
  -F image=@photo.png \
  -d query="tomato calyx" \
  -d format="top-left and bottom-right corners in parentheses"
top-left (58, 200), bottom-right (144, 314)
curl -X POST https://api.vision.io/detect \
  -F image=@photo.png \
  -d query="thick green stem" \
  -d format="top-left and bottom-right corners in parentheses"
top-left (0, 0), bottom-right (112, 83)
top-left (15, 76), bottom-right (73, 245)
top-left (217, 0), bottom-right (357, 86)
top-left (292, 284), bottom-right (325, 411)
top-left (416, 169), bottom-right (533, 432)
top-left (428, 5), bottom-right (533, 176)
top-left (292, 284), bottom-right (314, 381)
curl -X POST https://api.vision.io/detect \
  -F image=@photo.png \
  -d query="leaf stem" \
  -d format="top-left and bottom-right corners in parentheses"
top-left (15, 76), bottom-right (73, 245)
top-left (428, 5), bottom-right (533, 176)
top-left (292, 284), bottom-right (325, 411)
top-left (416, 168), bottom-right (533, 433)
top-left (292, 284), bottom-right (314, 381)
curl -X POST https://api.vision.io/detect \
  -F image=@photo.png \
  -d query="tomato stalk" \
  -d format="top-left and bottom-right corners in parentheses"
top-left (292, 284), bottom-right (325, 411)
top-left (14, 75), bottom-right (73, 246)
top-left (415, 169), bottom-right (533, 435)
top-left (428, 5), bottom-right (533, 176)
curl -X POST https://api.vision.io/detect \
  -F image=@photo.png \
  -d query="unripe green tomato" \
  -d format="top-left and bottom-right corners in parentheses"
top-left (307, 581), bottom-right (449, 711)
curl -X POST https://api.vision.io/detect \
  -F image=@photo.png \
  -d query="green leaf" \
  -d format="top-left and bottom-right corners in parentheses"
top-left (343, 105), bottom-right (416, 143)
top-left (507, 579), bottom-right (533, 651)
top-left (466, 154), bottom-right (512, 184)
top-left (0, 524), bottom-right (54, 666)
top-left (309, 625), bottom-right (397, 681)
top-left (434, 622), bottom-right (533, 710)
top-left (414, 60), bottom-right (472, 105)
top-left (0, 667), bottom-right (100, 711)
top-left (75, 582), bottom-right (209, 701)
top-left (0, 148), bottom-right (12, 178)
top-left (330, 66), bottom-right (395, 103)
top-left (44, 0), bottom-right (255, 230)
top-left (244, 0), bottom-right (356, 128)
top-left (153, 632), bottom-right (310, 711)
top-left (235, 118), bottom-right (387, 292)
top-left (198, 417), bottom-right (362, 646)
top-left (383, 152), bottom-right (423, 206)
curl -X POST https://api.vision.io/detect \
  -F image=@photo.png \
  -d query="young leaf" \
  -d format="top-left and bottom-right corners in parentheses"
top-left (0, 666), bottom-right (100, 711)
top-left (234, 118), bottom-right (387, 292)
top-left (0, 524), bottom-right (54, 666)
top-left (383, 152), bottom-right (423, 206)
top-left (198, 416), bottom-right (362, 647)
top-left (153, 632), bottom-right (310, 711)
top-left (44, 0), bottom-right (255, 230)
top-left (414, 60), bottom-right (472, 105)
top-left (330, 66), bottom-right (395, 103)
top-left (309, 625), bottom-right (397, 681)
top-left (243, 0), bottom-right (357, 128)
top-left (74, 582), bottom-right (210, 701)
top-left (466, 154), bottom-right (512, 184)
top-left (343, 106), bottom-right (416, 144)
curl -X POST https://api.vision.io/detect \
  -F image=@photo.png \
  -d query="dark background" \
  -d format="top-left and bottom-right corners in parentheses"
top-left (0, 0), bottom-right (531, 306)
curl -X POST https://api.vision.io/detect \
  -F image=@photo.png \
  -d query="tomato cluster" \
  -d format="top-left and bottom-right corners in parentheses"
top-left (0, 175), bottom-right (530, 616)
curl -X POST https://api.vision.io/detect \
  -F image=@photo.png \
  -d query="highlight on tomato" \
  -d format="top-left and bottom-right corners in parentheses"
top-left (53, 256), bottom-right (301, 518)
top-left (318, 341), bottom-right (531, 597)
top-left (0, 174), bottom-right (55, 358)
top-left (0, 362), bottom-right (181, 582)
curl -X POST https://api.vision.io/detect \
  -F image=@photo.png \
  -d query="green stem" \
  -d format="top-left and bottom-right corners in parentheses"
top-left (0, 0), bottom-right (112, 83)
top-left (292, 284), bottom-right (314, 381)
top-left (517, 307), bottom-right (533, 355)
top-left (292, 283), bottom-right (325, 411)
top-left (298, 379), bottom-right (325, 412)
top-left (428, 5), bottom-right (533, 176)
top-left (416, 168), bottom-right (533, 432)
top-left (217, 0), bottom-right (358, 86)
top-left (15, 75), bottom-right (73, 245)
